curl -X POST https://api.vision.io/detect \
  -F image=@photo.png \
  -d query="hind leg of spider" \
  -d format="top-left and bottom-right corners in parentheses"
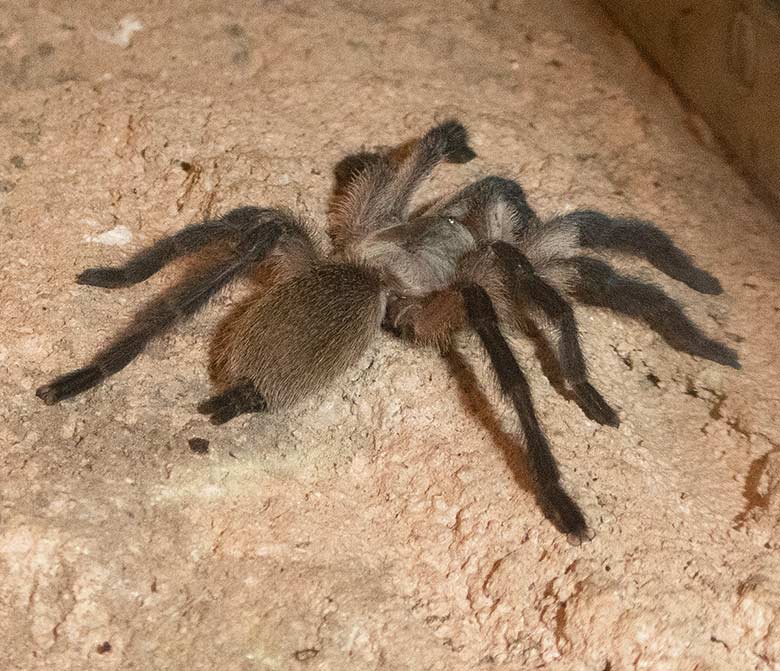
top-left (555, 210), bottom-right (722, 295)
top-left (460, 283), bottom-right (589, 541)
top-left (492, 241), bottom-right (619, 427)
top-left (569, 256), bottom-right (740, 368)
top-left (36, 211), bottom-right (313, 404)
top-left (197, 380), bottom-right (268, 425)
top-left (77, 206), bottom-right (280, 288)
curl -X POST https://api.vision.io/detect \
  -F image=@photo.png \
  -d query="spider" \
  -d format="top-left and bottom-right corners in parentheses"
top-left (36, 120), bottom-right (739, 540)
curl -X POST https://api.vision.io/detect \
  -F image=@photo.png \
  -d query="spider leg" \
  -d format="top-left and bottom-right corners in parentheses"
top-left (332, 151), bottom-right (387, 200)
top-left (556, 210), bottom-right (722, 294)
top-left (568, 256), bottom-right (740, 368)
top-left (77, 206), bottom-right (278, 288)
top-left (492, 241), bottom-right (619, 427)
top-left (427, 175), bottom-right (537, 234)
top-left (460, 282), bottom-right (589, 541)
top-left (197, 379), bottom-right (267, 425)
top-left (382, 288), bottom-right (465, 350)
top-left (329, 120), bottom-right (476, 246)
top-left (36, 209), bottom-right (312, 405)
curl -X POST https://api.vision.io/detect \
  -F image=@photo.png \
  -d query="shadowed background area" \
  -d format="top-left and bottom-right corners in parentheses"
top-left (600, 0), bottom-right (780, 213)
top-left (1, 1), bottom-right (779, 669)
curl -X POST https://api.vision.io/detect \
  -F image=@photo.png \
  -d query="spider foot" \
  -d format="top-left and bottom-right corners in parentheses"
top-left (537, 483), bottom-right (592, 543)
top-left (197, 381), bottom-right (267, 425)
top-left (35, 366), bottom-right (102, 405)
top-left (573, 382), bottom-right (620, 427)
top-left (77, 267), bottom-right (129, 288)
top-left (197, 402), bottom-right (241, 425)
top-left (429, 119), bottom-right (477, 164)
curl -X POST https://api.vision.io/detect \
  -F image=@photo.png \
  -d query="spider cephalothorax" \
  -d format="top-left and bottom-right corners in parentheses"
top-left (36, 121), bottom-right (738, 540)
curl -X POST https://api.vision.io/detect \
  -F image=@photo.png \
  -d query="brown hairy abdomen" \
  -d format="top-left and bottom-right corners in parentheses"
top-left (209, 263), bottom-right (384, 409)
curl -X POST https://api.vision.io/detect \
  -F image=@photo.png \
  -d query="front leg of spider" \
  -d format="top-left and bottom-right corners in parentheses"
top-left (491, 240), bottom-right (619, 427)
top-left (428, 176), bottom-right (620, 426)
top-left (36, 208), bottom-right (309, 404)
top-left (460, 283), bottom-right (590, 542)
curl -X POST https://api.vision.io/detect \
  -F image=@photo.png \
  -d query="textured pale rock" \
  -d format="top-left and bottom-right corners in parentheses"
top-left (1, 1), bottom-right (779, 670)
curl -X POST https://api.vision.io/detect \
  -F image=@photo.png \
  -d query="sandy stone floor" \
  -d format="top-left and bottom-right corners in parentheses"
top-left (2, 1), bottom-right (779, 669)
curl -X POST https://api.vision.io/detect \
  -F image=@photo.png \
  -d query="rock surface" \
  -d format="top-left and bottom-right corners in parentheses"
top-left (1, 1), bottom-right (779, 669)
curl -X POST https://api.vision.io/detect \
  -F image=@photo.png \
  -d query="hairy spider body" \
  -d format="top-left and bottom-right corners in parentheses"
top-left (37, 121), bottom-right (738, 540)
top-left (208, 262), bottom-right (385, 410)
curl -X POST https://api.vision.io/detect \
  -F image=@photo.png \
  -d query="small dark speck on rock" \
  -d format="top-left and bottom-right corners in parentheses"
top-left (294, 648), bottom-right (319, 661)
top-left (96, 641), bottom-right (112, 654)
top-left (38, 42), bottom-right (55, 57)
top-left (546, 58), bottom-right (563, 68)
top-left (10, 155), bottom-right (25, 169)
top-left (225, 23), bottom-right (245, 38)
top-left (646, 372), bottom-right (661, 387)
top-left (188, 437), bottom-right (209, 454)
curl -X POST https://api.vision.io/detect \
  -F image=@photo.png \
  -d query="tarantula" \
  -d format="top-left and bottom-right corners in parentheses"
top-left (36, 120), bottom-right (738, 539)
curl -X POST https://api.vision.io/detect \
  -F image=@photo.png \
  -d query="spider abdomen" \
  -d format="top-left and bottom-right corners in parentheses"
top-left (208, 263), bottom-right (385, 409)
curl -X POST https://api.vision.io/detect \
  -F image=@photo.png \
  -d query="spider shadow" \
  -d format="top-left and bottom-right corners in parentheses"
top-left (444, 348), bottom-right (537, 499)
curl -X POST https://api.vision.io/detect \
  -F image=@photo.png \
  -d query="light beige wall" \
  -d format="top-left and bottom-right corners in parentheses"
top-left (599, 0), bottom-right (780, 209)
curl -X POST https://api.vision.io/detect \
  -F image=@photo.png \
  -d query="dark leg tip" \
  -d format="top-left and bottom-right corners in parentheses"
top-left (197, 397), bottom-right (233, 424)
top-left (209, 409), bottom-right (236, 425)
top-left (448, 145), bottom-right (477, 164)
top-left (594, 405), bottom-right (621, 429)
top-left (538, 483), bottom-right (590, 541)
top-left (196, 398), bottom-right (217, 414)
top-left (35, 366), bottom-right (103, 405)
top-left (567, 525), bottom-right (596, 547)
top-left (430, 119), bottom-right (477, 164)
top-left (35, 366), bottom-right (103, 404)
top-left (76, 267), bottom-right (128, 288)
top-left (574, 383), bottom-right (620, 428)
top-left (35, 384), bottom-right (59, 405)
top-left (198, 382), bottom-right (265, 425)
